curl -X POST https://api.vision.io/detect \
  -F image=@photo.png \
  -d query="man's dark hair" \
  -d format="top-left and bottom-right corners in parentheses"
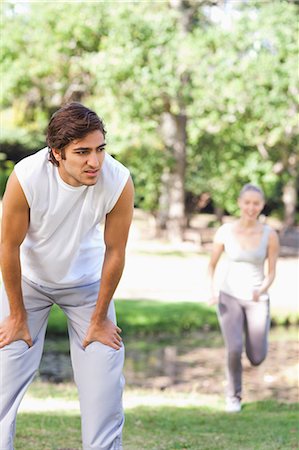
top-left (47, 102), bottom-right (106, 166)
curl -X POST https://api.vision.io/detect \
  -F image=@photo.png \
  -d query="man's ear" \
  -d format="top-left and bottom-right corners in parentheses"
top-left (52, 148), bottom-right (62, 162)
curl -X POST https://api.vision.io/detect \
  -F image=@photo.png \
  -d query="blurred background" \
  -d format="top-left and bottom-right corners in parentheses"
top-left (1, 1), bottom-right (298, 448)
top-left (1, 0), bottom-right (298, 238)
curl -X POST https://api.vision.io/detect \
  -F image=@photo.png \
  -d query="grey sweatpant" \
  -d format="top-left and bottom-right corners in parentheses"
top-left (217, 291), bottom-right (270, 400)
top-left (0, 277), bottom-right (125, 450)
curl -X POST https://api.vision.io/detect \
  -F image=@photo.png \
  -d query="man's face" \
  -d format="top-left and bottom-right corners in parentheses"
top-left (53, 130), bottom-right (106, 187)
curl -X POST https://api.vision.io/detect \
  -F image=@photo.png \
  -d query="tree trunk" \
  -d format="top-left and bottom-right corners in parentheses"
top-left (281, 152), bottom-right (298, 229)
top-left (155, 0), bottom-right (193, 242)
top-left (282, 178), bottom-right (297, 229)
top-left (159, 112), bottom-right (187, 242)
top-left (156, 168), bottom-right (171, 236)
top-left (214, 206), bottom-right (224, 224)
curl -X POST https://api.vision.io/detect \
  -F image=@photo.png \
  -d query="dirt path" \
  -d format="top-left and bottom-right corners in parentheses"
top-left (157, 340), bottom-right (298, 403)
top-left (124, 330), bottom-right (298, 404)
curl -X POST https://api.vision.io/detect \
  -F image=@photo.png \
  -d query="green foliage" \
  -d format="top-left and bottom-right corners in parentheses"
top-left (118, 144), bottom-right (166, 211)
top-left (1, 1), bottom-right (298, 216)
top-left (0, 154), bottom-right (14, 197)
top-left (186, 1), bottom-right (298, 213)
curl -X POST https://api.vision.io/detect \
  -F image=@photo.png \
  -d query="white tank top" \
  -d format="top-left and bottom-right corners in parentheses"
top-left (14, 147), bottom-right (130, 288)
top-left (216, 223), bottom-right (271, 300)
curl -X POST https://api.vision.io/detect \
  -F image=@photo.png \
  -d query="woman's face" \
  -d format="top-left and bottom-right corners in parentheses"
top-left (238, 190), bottom-right (265, 221)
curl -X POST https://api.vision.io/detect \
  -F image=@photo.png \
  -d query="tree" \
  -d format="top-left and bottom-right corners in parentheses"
top-left (1, 0), bottom-right (298, 231)
top-left (186, 0), bottom-right (298, 225)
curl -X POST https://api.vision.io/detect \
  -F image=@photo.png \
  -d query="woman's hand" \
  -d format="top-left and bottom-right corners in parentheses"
top-left (208, 295), bottom-right (219, 306)
top-left (252, 289), bottom-right (262, 302)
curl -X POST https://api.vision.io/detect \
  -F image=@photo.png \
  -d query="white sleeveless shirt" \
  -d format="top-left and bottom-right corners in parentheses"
top-left (215, 223), bottom-right (271, 300)
top-left (14, 147), bottom-right (130, 288)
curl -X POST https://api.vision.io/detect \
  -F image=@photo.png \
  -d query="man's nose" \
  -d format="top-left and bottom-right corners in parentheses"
top-left (87, 151), bottom-right (100, 167)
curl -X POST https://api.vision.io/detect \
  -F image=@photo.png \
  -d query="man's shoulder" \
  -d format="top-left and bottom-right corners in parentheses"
top-left (15, 147), bottom-right (48, 170)
top-left (14, 148), bottom-right (50, 189)
top-left (13, 148), bottom-right (49, 206)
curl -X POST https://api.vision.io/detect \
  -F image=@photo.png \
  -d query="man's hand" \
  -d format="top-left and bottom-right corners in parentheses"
top-left (0, 315), bottom-right (33, 348)
top-left (83, 317), bottom-right (122, 350)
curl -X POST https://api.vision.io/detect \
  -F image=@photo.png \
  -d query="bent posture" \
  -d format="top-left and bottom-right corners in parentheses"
top-left (0, 102), bottom-right (134, 449)
top-left (208, 184), bottom-right (279, 413)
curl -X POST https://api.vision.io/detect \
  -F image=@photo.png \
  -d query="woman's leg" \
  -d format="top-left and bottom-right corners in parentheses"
top-left (0, 279), bottom-right (52, 450)
top-left (58, 282), bottom-right (125, 450)
top-left (217, 291), bottom-right (245, 401)
top-left (244, 297), bottom-right (270, 366)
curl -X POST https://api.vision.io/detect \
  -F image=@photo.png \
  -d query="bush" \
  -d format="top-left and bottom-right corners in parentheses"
top-left (0, 155), bottom-right (14, 197)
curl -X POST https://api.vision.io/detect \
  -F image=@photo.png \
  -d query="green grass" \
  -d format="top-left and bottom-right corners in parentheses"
top-left (116, 300), bottom-right (220, 336)
top-left (47, 300), bottom-right (220, 337)
top-left (46, 299), bottom-right (299, 338)
top-left (25, 381), bottom-right (79, 400)
top-left (124, 403), bottom-right (299, 450)
top-left (16, 401), bottom-right (299, 450)
top-left (16, 413), bottom-right (81, 450)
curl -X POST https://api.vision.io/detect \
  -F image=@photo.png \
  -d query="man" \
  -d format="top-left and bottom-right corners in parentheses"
top-left (0, 102), bottom-right (134, 450)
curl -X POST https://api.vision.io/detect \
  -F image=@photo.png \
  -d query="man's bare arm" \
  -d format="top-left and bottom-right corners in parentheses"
top-left (83, 176), bottom-right (134, 350)
top-left (0, 171), bottom-right (32, 348)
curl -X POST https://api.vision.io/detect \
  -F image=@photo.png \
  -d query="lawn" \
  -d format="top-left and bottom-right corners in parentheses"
top-left (47, 299), bottom-right (298, 338)
top-left (15, 384), bottom-right (299, 450)
top-left (12, 296), bottom-right (299, 450)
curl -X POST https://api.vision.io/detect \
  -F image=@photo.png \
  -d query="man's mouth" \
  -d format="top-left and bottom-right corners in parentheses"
top-left (84, 169), bottom-right (99, 176)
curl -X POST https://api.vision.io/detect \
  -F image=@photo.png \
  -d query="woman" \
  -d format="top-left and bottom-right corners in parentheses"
top-left (208, 184), bottom-right (279, 412)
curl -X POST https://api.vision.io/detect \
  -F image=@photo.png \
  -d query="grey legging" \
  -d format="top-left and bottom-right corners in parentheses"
top-left (217, 291), bottom-right (270, 400)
